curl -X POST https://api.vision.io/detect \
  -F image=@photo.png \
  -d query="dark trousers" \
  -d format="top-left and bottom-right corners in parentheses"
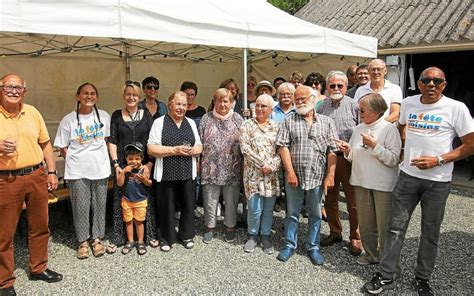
top-left (0, 168), bottom-right (50, 288)
top-left (157, 179), bottom-right (195, 245)
top-left (325, 155), bottom-right (360, 240)
top-left (380, 171), bottom-right (451, 280)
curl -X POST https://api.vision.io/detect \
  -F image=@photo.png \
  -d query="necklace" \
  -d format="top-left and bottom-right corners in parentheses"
top-left (126, 109), bottom-right (140, 122)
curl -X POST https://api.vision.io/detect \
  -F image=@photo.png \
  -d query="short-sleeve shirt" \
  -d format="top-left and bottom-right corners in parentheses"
top-left (399, 95), bottom-right (474, 182)
top-left (317, 96), bottom-right (359, 142)
top-left (54, 109), bottom-right (111, 180)
top-left (122, 167), bottom-right (149, 202)
top-left (0, 103), bottom-right (50, 170)
top-left (275, 112), bottom-right (339, 190)
top-left (354, 80), bottom-right (402, 119)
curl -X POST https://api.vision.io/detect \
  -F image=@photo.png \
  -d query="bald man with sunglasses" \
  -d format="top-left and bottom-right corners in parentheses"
top-left (363, 67), bottom-right (474, 295)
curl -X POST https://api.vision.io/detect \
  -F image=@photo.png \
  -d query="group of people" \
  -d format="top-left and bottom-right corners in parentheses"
top-left (0, 60), bottom-right (473, 296)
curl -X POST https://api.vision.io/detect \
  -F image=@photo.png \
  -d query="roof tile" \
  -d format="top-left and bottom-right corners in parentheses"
top-left (295, 0), bottom-right (473, 49)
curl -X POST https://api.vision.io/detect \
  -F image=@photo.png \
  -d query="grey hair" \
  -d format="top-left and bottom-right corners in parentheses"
top-left (276, 82), bottom-right (296, 97)
top-left (325, 70), bottom-right (348, 86)
top-left (359, 93), bottom-right (387, 118)
top-left (256, 94), bottom-right (274, 107)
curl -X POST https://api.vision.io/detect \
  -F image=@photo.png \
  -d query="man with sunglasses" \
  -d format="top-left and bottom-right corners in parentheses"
top-left (0, 74), bottom-right (63, 295)
top-left (363, 67), bottom-right (474, 295)
top-left (354, 59), bottom-right (402, 123)
top-left (317, 71), bottom-right (361, 256)
top-left (139, 76), bottom-right (168, 120)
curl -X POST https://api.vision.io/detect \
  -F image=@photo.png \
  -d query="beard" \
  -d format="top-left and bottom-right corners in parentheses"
top-left (329, 93), bottom-right (344, 100)
top-left (296, 104), bottom-right (314, 115)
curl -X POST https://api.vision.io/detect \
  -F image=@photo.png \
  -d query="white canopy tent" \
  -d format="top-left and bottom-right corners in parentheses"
top-left (0, 0), bottom-right (377, 134)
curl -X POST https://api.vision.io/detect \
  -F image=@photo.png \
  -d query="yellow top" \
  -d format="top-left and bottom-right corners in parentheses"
top-left (0, 103), bottom-right (50, 170)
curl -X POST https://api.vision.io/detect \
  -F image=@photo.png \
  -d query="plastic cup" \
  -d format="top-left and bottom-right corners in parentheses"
top-left (409, 147), bottom-right (422, 162)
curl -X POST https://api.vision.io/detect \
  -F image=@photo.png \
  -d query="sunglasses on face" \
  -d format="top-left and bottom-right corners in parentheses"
top-left (145, 85), bottom-right (159, 90)
top-left (125, 80), bottom-right (141, 87)
top-left (329, 84), bottom-right (344, 89)
top-left (419, 77), bottom-right (445, 86)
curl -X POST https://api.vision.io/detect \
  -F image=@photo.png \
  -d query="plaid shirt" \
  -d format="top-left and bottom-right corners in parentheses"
top-left (316, 96), bottom-right (359, 142)
top-left (275, 112), bottom-right (339, 190)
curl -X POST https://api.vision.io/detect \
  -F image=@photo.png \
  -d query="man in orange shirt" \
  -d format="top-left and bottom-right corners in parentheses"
top-left (0, 74), bottom-right (62, 296)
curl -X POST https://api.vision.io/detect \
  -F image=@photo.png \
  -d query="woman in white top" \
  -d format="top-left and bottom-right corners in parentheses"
top-left (54, 83), bottom-right (111, 259)
top-left (336, 93), bottom-right (401, 266)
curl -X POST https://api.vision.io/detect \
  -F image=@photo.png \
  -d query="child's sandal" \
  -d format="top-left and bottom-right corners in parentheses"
top-left (137, 243), bottom-right (147, 255)
top-left (121, 241), bottom-right (135, 255)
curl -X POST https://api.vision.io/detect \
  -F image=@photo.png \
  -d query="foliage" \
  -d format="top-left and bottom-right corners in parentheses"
top-left (268, 0), bottom-right (310, 15)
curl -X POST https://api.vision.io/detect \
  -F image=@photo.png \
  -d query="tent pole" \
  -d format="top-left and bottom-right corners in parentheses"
top-left (243, 48), bottom-right (248, 111)
top-left (125, 43), bottom-right (131, 80)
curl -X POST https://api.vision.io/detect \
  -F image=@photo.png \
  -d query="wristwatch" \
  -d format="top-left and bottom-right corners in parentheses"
top-left (436, 155), bottom-right (446, 167)
top-left (48, 170), bottom-right (58, 175)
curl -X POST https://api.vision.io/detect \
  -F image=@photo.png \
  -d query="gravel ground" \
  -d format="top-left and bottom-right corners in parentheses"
top-left (11, 189), bottom-right (473, 295)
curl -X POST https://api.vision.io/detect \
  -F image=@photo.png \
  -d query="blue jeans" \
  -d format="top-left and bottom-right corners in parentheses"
top-left (379, 171), bottom-right (451, 280)
top-left (283, 182), bottom-right (323, 251)
top-left (247, 194), bottom-right (276, 236)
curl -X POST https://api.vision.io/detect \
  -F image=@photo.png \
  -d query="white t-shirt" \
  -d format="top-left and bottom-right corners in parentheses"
top-left (400, 95), bottom-right (474, 182)
top-left (148, 116), bottom-right (202, 182)
top-left (354, 80), bottom-right (403, 119)
top-left (54, 110), bottom-right (111, 180)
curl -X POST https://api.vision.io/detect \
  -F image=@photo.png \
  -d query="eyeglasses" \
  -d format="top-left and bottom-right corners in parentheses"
top-left (145, 85), bottom-right (159, 90)
top-left (419, 77), bottom-right (445, 86)
top-left (0, 85), bottom-right (26, 93)
top-left (329, 84), bottom-right (344, 89)
top-left (125, 80), bottom-right (141, 87)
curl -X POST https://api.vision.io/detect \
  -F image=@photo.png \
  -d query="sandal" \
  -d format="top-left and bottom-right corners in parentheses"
top-left (160, 241), bottom-right (171, 252)
top-left (77, 241), bottom-right (89, 259)
top-left (91, 239), bottom-right (105, 257)
top-left (106, 244), bottom-right (117, 254)
top-left (122, 241), bottom-right (135, 255)
top-left (182, 239), bottom-right (194, 249)
top-left (149, 239), bottom-right (159, 248)
top-left (136, 242), bottom-right (147, 255)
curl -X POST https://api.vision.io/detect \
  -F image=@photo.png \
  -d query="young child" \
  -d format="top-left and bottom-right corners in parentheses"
top-left (116, 142), bottom-right (152, 255)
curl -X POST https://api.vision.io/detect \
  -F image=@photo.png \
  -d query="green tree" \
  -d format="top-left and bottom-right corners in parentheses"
top-left (268, 0), bottom-right (310, 15)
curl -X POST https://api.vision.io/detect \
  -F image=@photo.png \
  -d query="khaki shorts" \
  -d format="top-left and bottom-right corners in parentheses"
top-left (121, 198), bottom-right (148, 222)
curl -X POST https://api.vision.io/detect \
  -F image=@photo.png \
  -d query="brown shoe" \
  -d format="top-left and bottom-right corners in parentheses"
top-left (91, 239), bottom-right (105, 257)
top-left (77, 241), bottom-right (89, 259)
top-left (320, 235), bottom-right (343, 247)
top-left (349, 239), bottom-right (362, 256)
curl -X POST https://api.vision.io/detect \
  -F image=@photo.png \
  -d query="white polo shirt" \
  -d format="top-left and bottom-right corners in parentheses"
top-left (354, 80), bottom-right (403, 119)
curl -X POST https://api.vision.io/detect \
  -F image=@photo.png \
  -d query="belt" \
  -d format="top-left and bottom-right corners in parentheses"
top-left (0, 163), bottom-right (43, 176)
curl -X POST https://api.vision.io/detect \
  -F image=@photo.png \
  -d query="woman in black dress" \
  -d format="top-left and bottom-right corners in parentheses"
top-left (107, 81), bottom-right (158, 253)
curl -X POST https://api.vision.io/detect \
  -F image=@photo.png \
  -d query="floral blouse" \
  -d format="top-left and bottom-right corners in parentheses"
top-left (239, 118), bottom-right (281, 199)
top-left (199, 112), bottom-right (243, 186)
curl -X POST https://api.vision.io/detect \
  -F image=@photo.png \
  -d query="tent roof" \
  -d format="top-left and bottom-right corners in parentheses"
top-left (0, 0), bottom-right (377, 59)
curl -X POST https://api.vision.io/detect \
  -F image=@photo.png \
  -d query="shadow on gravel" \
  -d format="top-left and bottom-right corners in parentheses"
top-left (319, 230), bottom-right (473, 293)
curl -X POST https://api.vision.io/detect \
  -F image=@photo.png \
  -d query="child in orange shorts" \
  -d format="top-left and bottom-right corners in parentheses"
top-left (117, 142), bottom-right (152, 255)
